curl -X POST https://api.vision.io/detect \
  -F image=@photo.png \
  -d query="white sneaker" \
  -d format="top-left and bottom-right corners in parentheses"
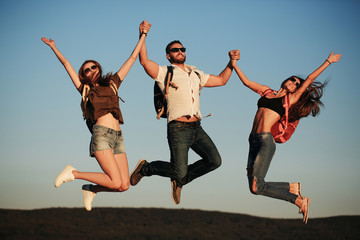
top-left (54, 165), bottom-right (76, 188)
top-left (82, 184), bottom-right (96, 211)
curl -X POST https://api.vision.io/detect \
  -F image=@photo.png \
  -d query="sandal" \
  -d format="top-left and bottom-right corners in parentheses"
top-left (299, 197), bottom-right (311, 224)
top-left (296, 182), bottom-right (302, 196)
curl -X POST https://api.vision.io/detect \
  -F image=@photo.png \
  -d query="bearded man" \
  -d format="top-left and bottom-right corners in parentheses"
top-left (130, 21), bottom-right (239, 205)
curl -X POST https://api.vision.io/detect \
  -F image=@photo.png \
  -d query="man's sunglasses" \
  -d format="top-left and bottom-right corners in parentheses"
top-left (84, 65), bottom-right (98, 74)
top-left (169, 47), bottom-right (186, 53)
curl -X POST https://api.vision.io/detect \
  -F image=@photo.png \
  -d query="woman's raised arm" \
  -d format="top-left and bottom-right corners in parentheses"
top-left (116, 21), bottom-right (151, 81)
top-left (292, 52), bottom-right (341, 101)
top-left (41, 37), bottom-right (81, 90)
top-left (231, 50), bottom-right (270, 94)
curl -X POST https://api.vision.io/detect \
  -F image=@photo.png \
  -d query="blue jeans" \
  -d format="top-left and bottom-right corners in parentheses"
top-left (247, 132), bottom-right (297, 204)
top-left (141, 121), bottom-right (221, 187)
top-left (90, 125), bottom-right (126, 157)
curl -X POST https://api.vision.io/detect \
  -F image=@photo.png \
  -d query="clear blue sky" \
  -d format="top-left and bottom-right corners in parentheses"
top-left (0, 0), bottom-right (359, 219)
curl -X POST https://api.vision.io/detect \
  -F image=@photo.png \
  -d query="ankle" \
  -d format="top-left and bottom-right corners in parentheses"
top-left (289, 183), bottom-right (295, 193)
top-left (289, 182), bottom-right (301, 196)
top-left (72, 170), bottom-right (79, 179)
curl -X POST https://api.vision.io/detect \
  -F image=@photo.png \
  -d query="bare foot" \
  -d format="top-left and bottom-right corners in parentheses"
top-left (295, 196), bottom-right (311, 224)
top-left (290, 182), bottom-right (301, 196)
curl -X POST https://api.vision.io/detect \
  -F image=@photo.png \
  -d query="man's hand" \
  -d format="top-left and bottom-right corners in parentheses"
top-left (229, 49), bottom-right (240, 60)
top-left (139, 20), bottom-right (151, 35)
top-left (229, 49), bottom-right (240, 67)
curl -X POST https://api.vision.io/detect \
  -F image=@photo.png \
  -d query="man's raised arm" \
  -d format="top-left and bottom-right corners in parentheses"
top-left (139, 21), bottom-right (159, 79)
top-left (204, 50), bottom-right (239, 87)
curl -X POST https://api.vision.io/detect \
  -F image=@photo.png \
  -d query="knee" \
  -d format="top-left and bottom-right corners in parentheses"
top-left (109, 180), bottom-right (122, 190)
top-left (118, 182), bottom-right (130, 192)
top-left (172, 165), bottom-right (187, 180)
top-left (249, 178), bottom-right (258, 195)
top-left (175, 170), bottom-right (187, 181)
top-left (249, 185), bottom-right (258, 195)
top-left (247, 168), bottom-right (258, 195)
top-left (117, 177), bottom-right (130, 192)
top-left (210, 156), bottom-right (222, 170)
top-left (107, 176), bottom-right (128, 191)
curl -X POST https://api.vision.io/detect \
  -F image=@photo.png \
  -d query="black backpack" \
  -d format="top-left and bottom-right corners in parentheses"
top-left (153, 66), bottom-right (175, 119)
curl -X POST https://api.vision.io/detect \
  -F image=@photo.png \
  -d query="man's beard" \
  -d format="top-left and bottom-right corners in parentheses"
top-left (169, 54), bottom-right (186, 64)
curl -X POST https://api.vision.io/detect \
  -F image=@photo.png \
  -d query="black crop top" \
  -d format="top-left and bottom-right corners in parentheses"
top-left (257, 95), bottom-right (285, 117)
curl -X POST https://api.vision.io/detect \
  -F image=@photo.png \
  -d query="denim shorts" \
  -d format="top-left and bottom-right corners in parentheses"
top-left (90, 125), bottom-right (126, 157)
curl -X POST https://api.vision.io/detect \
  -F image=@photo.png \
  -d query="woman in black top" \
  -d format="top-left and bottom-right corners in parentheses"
top-left (231, 50), bottom-right (341, 223)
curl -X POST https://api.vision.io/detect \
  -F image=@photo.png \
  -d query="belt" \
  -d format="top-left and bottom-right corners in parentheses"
top-left (169, 120), bottom-right (201, 127)
top-left (93, 124), bottom-right (122, 136)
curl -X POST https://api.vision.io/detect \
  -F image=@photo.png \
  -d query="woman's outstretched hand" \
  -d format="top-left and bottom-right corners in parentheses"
top-left (41, 37), bottom-right (55, 48)
top-left (327, 52), bottom-right (341, 64)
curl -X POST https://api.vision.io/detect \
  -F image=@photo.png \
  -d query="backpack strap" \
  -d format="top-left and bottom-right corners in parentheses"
top-left (109, 81), bottom-right (117, 94)
top-left (81, 84), bottom-right (91, 119)
top-left (270, 93), bottom-right (289, 142)
top-left (110, 81), bottom-right (125, 103)
top-left (164, 66), bottom-right (175, 96)
top-left (258, 88), bottom-right (290, 119)
top-left (258, 88), bottom-right (275, 97)
top-left (282, 94), bottom-right (290, 128)
top-left (81, 84), bottom-right (90, 102)
top-left (193, 71), bottom-right (203, 91)
top-left (156, 66), bottom-right (174, 119)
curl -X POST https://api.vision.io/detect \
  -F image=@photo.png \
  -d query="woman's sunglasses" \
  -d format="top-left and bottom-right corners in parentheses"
top-left (84, 65), bottom-right (98, 74)
top-left (289, 77), bottom-right (300, 87)
top-left (169, 47), bottom-right (186, 53)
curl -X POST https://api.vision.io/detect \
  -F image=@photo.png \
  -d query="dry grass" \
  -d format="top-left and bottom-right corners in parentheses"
top-left (1, 208), bottom-right (359, 240)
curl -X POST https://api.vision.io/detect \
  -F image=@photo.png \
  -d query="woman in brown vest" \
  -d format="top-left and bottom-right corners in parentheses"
top-left (41, 21), bottom-right (151, 211)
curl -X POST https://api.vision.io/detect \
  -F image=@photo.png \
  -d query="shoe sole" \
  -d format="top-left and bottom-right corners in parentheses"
top-left (130, 159), bottom-right (146, 186)
top-left (304, 198), bottom-right (311, 224)
top-left (171, 181), bottom-right (180, 205)
top-left (82, 189), bottom-right (95, 211)
top-left (54, 165), bottom-right (75, 188)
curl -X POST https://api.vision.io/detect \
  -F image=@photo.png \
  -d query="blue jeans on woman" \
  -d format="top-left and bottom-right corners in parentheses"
top-left (141, 121), bottom-right (222, 187)
top-left (247, 132), bottom-right (298, 204)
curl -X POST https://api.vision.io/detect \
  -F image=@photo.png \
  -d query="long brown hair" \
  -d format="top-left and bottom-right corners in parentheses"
top-left (287, 76), bottom-right (328, 122)
top-left (78, 60), bottom-right (112, 86)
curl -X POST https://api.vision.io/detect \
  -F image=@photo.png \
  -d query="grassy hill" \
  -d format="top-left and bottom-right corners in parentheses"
top-left (1, 208), bottom-right (359, 240)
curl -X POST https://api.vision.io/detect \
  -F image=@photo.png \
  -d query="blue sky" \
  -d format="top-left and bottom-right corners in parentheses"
top-left (0, 0), bottom-right (359, 219)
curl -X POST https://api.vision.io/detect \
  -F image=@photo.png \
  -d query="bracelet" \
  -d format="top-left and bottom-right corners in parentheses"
top-left (326, 59), bottom-right (331, 64)
top-left (140, 32), bottom-right (147, 36)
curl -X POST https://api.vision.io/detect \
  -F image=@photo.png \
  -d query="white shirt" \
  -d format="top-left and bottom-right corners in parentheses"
top-left (155, 64), bottom-right (210, 122)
